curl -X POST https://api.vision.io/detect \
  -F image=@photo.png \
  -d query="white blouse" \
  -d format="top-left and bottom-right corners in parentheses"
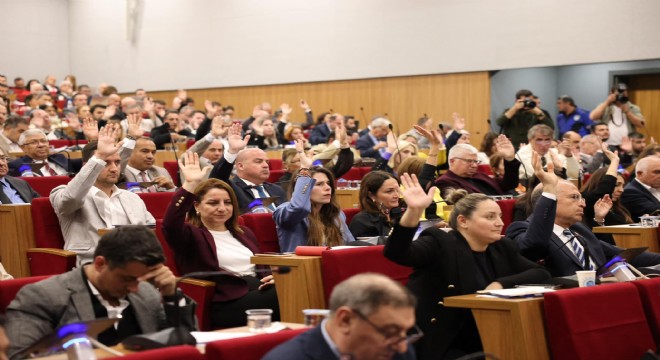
top-left (208, 230), bottom-right (256, 276)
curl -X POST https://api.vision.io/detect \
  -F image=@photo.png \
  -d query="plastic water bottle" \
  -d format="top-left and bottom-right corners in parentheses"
top-left (337, 178), bottom-right (348, 190)
top-left (19, 165), bottom-right (35, 177)
top-left (249, 199), bottom-right (270, 213)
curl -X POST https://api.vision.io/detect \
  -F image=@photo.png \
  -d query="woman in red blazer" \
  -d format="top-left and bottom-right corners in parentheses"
top-left (162, 152), bottom-right (279, 328)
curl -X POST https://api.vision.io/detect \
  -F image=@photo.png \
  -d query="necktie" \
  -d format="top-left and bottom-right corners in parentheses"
top-left (43, 162), bottom-right (57, 176)
top-left (139, 172), bottom-right (156, 193)
top-left (541, 156), bottom-right (547, 168)
top-left (255, 185), bottom-right (276, 211)
top-left (562, 229), bottom-right (594, 270)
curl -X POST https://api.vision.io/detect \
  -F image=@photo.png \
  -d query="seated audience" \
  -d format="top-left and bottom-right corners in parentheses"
top-left (405, 116), bottom-right (433, 149)
top-left (309, 122), bottom-right (355, 179)
top-left (516, 124), bottom-right (579, 181)
top-left (579, 134), bottom-right (607, 173)
top-left (373, 135), bottom-right (418, 175)
top-left (186, 115), bottom-right (230, 170)
top-left (355, 116), bottom-right (391, 160)
top-left (123, 137), bottom-right (176, 192)
top-left (9, 129), bottom-right (82, 176)
top-left (506, 153), bottom-right (660, 277)
top-left (435, 135), bottom-right (520, 198)
top-left (50, 126), bottom-right (154, 265)
top-left (279, 148), bottom-right (299, 184)
top-left (150, 110), bottom-right (193, 149)
top-left (349, 171), bottom-right (402, 239)
top-left (626, 144), bottom-right (660, 179)
top-left (618, 132), bottom-right (647, 168)
top-left (477, 132), bottom-right (498, 164)
top-left (384, 174), bottom-right (550, 359)
top-left (163, 152), bottom-right (279, 328)
top-left (264, 273), bottom-right (418, 360)
top-left (247, 116), bottom-right (284, 150)
top-left (5, 226), bottom-right (196, 358)
top-left (0, 148), bottom-right (40, 204)
top-left (621, 156), bottom-right (660, 221)
top-left (309, 111), bottom-right (341, 145)
top-left (274, 140), bottom-right (355, 252)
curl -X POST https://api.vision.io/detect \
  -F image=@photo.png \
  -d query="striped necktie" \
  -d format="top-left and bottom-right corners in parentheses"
top-left (255, 185), bottom-right (276, 211)
top-left (562, 229), bottom-right (594, 270)
top-left (43, 162), bottom-right (58, 176)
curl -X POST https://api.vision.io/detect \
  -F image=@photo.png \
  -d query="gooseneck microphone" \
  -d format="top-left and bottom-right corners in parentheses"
top-left (388, 123), bottom-right (402, 168)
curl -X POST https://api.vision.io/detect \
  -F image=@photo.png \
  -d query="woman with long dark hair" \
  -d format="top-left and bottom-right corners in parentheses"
top-left (274, 139), bottom-right (355, 252)
top-left (349, 171), bottom-right (402, 238)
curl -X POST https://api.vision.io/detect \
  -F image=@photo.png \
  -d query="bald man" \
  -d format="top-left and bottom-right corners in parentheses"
top-left (621, 156), bottom-right (660, 221)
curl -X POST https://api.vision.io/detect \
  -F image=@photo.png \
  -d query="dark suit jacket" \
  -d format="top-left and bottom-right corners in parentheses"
top-left (209, 157), bottom-right (285, 213)
top-left (384, 225), bottom-right (550, 359)
top-left (0, 176), bottom-right (40, 203)
top-left (506, 195), bottom-right (660, 277)
top-left (8, 154), bottom-right (82, 176)
top-left (621, 180), bottom-right (660, 221)
top-left (162, 187), bottom-right (266, 302)
top-left (263, 324), bottom-right (415, 360)
top-left (309, 123), bottom-right (331, 145)
top-left (435, 159), bottom-right (520, 197)
top-left (356, 133), bottom-right (385, 159)
top-left (150, 123), bottom-right (194, 150)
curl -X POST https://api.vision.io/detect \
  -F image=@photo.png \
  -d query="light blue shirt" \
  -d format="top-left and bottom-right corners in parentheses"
top-left (0, 178), bottom-right (25, 204)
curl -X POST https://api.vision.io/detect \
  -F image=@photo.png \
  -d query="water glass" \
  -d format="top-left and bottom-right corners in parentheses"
top-left (246, 309), bottom-right (273, 332)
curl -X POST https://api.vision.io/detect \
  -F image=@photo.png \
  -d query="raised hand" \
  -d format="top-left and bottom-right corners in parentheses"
top-left (280, 103), bottom-right (292, 116)
top-left (452, 112), bottom-right (465, 131)
top-left (400, 173), bottom-right (436, 211)
top-left (548, 150), bottom-right (564, 170)
top-left (103, 105), bottom-right (116, 120)
top-left (96, 124), bottom-right (124, 160)
top-left (227, 122), bottom-right (250, 154)
top-left (335, 121), bottom-right (348, 147)
top-left (386, 130), bottom-right (398, 153)
top-left (177, 89), bottom-right (187, 101)
top-left (143, 97), bottom-right (154, 113)
top-left (495, 135), bottom-right (515, 160)
top-left (126, 112), bottom-right (143, 138)
top-left (601, 142), bottom-right (619, 162)
top-left (82, 116), bottom-right (99, 140)
top-left (179, 151), bottom-right (212, 192)
top-left (594, 195), bottom-right (613, 222)
top-left (557, 138), bottom-right (572, 157)
top-left (295, 139), bottom-right (313, 168)
top-left (299, 99), bottom-right (310, 112)
top-left (619, 136), bottom-right (632, 153)
top-left (532, 151), bottom-right (558, 193)
top-left (413, 124), bottom-right (444, 148)
top-left (211, 116), bottom-right (228, 138)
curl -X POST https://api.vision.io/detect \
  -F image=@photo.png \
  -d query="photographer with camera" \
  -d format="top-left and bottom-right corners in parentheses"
top-left (589, 83), bottom-right (645, 147)
top-left (496, 89), bottom-right (555, 150)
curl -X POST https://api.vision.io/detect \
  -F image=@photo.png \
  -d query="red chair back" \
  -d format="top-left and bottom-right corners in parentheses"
top-left (31, 197), bottom-right (65, 248)
top-left (268, 169), bottom-right (285, 184)
top-left (341, 167), bottom-right (363, 181)
top-left (154, 219), bottom-right (179, 276)
top-left (48, 139), bottom-right (69, 148)
top-left (359, 167), bottom-right (372, 179)
top-left (19, 176), bottom-right (71, 197)
top-left (268, 159), bottom-right (283, 170)
top-left (342, 208), bottom-right (360, 225)
top-left (321, 246), bottom-right (412, 304)
top-left (0, 276), bottom-right (50, 313)
top-left (544, 282), bottom-right (654, 360)
top-left (632, 278), bottom-right (660, 347)
top-left (496, 199), bottom-right (516, 234)
top-left (477, 164), bottom-right (493, 176)
top-left (137, 192), bottom-right (175, 220)
top-left (163, 161), bottom-right (180, 187)
top-left (583, 173), bottom-right (591, 185)
top-left (108, 345), bottom-right (202, 360)
top-left (186, 139), bottom-right (196, 149)
top-left (204, 328), bottom-right (309, 360)
top-left (239, 213), bottom-right (280, 253)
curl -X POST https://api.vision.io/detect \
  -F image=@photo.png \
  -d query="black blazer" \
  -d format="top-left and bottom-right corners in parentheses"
top-left (384, 225), bottom-right (550, 359)
top-left (309, 123), bottom-right (331, 145)
top-left (8, 154), bottom-right (82, 177)
top-left (620, 180), bottom-right (660, 221)
top-left (507, 195), bottom-right (660, 277)
top-left (355, 133), bottom-right (382, 159)
top-left (349, 211), bottom-right (391, 238)
top-left (150, 123), bottom-right (194, 149)
top-left (0, 176), bottom-right (40, 203)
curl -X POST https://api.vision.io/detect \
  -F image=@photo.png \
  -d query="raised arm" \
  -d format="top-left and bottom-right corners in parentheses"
top-left (273, 139), bottom-right (315, 228)
top-left (209, 123), bottom-right (250, 181)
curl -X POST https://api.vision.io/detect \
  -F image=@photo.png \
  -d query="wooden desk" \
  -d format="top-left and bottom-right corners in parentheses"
top-left (444, 294), bottom-right (549, 360)
top-left (251, 255), bottom-right (325, 323)
top-left (154, 150), bottom-right (177, 168)
top-left (0, 204), bottom-right (35, 277)
top-left (593, 225), bottom-right (659, 253)
top-left (266, 149), bottom-right (283, 160)
top-left (335, 189), bottom-right (360, 209)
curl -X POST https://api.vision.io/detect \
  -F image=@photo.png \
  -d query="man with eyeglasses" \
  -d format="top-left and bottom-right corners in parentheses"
top-left (8, 129), bottom-right (83, 176)
top-left (264, 273), bottom-right (418, 360)
top-left (0, 148), bottom-right (40, 204)
top-left (435, 136), bottom-right (520, 197)
top-left (516, 124), bottom-right (579, 181)
top-left (507, 153), bottom-right (660, 277)
top-left (0, 115), bottom-right (28, 158)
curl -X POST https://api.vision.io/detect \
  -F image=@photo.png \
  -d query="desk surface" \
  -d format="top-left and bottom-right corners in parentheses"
top-left (593, 224), bottom-right (659, 252)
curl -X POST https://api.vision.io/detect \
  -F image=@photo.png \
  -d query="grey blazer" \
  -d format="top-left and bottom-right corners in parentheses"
top-left (123, 165), bottom-right (175, 192)
top-left (5, 268), bottom-right (197, 359)
top-left (50, 159), bottom-right (156, 265)
top-left (0, 176), bottom-right (40, 203)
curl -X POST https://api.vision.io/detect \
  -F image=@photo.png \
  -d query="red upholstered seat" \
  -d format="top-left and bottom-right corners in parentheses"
top-left (496, 199), bottom-right (516, 234)
top-left (0, 275), bottom-right (50, 313)
top-left (358, 167), bottom-right (372, 179)
top-left (204, 328), bottom-right (309, 360)
top-left (268, 169), bottom-right (285, 184)
top-left (342, 208), bottom-right (360, 225)
top-left (240, 213), bottom-right (280, 253)
top-left (28, 197), bottom-right (76, 275)
top-left (186, 139), bottom-right (196, 149)
top-left (107, 345), bottom-right (202, 360)
top-left (48, 139), bottom-right (69, 148)
top-left (268, 159), bottom-right (283, 170)
top-left (19, 175), bottom-right (71, 197)
top-left (341, 167), bottom-right (363, 181)
top-left (477, 164), bottom-right (493, 176)
top-left (321, 246), bottom-right (412, 304)
top-left (583, 173), bottom-right (591, 185)
top-left (544, 282), bottom-right (655, 360)
top-left (163, 161), bottom-right (181, 187)
top-left (137, 192), bottom-right (175, 220)
top-left (632, 278), bottom-right (660, 347)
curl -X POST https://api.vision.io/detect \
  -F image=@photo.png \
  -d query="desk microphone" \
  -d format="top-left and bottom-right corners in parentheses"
top-left (388, 123), bottom-right (402, 167)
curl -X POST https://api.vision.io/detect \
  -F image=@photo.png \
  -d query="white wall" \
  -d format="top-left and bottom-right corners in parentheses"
top-left (0, 0), bottom-right (70, 83)
top-left (3, 0), bottom-right (660, 92)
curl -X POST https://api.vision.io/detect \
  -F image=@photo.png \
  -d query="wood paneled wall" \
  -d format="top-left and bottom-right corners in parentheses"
top-left (627, 74), bottom-right (660, 142)
top-left (131, 72), bottom-right (491, 141)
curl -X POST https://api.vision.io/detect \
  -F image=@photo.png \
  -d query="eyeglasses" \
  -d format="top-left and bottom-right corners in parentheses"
top-left (566, 194), bottom-right (585, 202)
top-left (454, 158), bottom-right (482, 165)
top-left (22, 139), bottom-right (49, 146)
top-left (351, 309), bottom-right (423, 346)
top-left (0, 156), bottom-right (9, 162)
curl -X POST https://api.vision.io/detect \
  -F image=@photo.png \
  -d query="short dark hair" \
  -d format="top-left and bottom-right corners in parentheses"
top-left (82, 141), bottom-right (98, 163)
top-left (515, 89), bottom-right (533, 99)
top-left (591, 121), bottom-right (608, 132)
top-left (559, 95), bottom-right (576, 107)
top-left (73, 93), bottom-right (87, 101)
top-left (90, 104), bottom-right (107, 113)
top-left (629, 132), bottom-right (645, 140)
top-left (192, 110), bottom-right (206, 118)
top-left (4, 115), bottom-right (28, 128)
top-left (93, 226), bottom-right (165, 268)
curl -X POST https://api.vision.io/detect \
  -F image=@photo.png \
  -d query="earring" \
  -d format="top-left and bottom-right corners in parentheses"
top-left (196, 211), bottom-right (200, 215)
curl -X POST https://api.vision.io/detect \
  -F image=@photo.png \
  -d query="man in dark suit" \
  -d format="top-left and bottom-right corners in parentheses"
top-left (150, 110), bottom-right (193, 150)
top-left (436, 138), bottom-right (520, 197)
top-left (5, 226), bottom-right (197, 358)
top-left (309, 113), bottom-right (341, 145)
top-left (355, 116), bottom-right (390, 160)
top-left (507, 154), bottom-right (660, 277)
top-left (8, 129), bottom-right (82, 177)
top-left (0, 148), bottom-right (40, 203)
top-left (621, 156), bottom-right (660, 221)
top-left (263, 273), bottom-right (417, 360)
top-left (209, 123), bottom-right (285, 213)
